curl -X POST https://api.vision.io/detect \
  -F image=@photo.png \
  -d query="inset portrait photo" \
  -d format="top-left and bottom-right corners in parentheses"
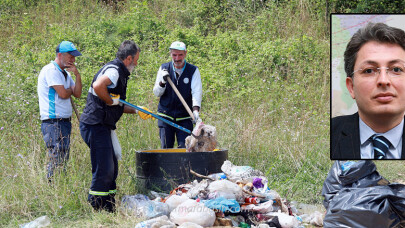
top-left (331, 14), bottom-right (405, 160)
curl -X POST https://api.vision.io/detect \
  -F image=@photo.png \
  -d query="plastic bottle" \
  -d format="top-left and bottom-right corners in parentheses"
top-left (19, 216), bottom-right (51, 228)
top-left (208, 172), bottom-right (227, 180)
top-left (121, 194), bottom-right (169, 218)
top-left (340, 161), bottom-right (356, 172)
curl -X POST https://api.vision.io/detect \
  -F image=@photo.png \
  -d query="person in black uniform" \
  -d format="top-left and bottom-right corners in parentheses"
top-left (80, 40), bottom-right (152, 212)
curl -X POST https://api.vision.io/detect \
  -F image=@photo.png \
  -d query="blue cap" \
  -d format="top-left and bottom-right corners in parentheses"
top-left (56, 41), bottom-right (82, 57)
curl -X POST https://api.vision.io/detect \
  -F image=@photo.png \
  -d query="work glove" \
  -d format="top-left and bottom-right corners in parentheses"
top-left (109, 93), bottom-right (120, 106)
top-left (161, 69), bottom-right (169, 84)
top-left (192, 110), bottom-right (200, 124)
top-left (138, 106), bottom-right (156, 120)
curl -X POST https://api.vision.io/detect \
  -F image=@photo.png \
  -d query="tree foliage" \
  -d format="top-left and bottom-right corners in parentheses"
top-left (330, 0), bottom-right (405, 13)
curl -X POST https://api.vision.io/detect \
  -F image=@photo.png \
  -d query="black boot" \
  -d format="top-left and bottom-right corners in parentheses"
top-left (105, 193), bottom-right (116, 213)
top-left (88, 194), bottom-right (111, 212)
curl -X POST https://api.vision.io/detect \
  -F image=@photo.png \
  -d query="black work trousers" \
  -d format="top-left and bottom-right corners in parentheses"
top-left (158, 118), bottom-right (193, 148)
top-left (80, 122), bottom-right (118, 212)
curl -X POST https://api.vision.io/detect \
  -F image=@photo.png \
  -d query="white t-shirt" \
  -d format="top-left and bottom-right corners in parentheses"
top-left (88, 65), bottom-right (120, 97)
top-left (105, 67), bottom-right (119, 89)
top-left (37, 61), bottom-right (75, 120)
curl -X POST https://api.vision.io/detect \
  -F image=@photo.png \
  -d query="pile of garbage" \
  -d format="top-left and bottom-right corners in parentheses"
top-left (121, 160), bottom-right (324, 228)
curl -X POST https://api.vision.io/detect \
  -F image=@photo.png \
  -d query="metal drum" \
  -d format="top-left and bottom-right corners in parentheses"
top-left (136, 149), bottom-right (228, 192)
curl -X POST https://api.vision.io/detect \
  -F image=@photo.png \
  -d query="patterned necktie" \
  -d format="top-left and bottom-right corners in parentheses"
top-left (371, 135), bottom-right (391, 159)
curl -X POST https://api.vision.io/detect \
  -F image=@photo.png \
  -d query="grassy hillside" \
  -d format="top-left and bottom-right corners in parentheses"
top-left (1, 0), bottom-right (404, 227)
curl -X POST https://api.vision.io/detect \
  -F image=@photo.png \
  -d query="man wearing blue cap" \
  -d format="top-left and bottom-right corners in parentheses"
top-left (153, 41), bottom-right (203, 148)
top-left (37, 41), bottom-right (82, 181)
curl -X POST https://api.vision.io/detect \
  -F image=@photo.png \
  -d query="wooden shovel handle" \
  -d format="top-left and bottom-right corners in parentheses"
top-left (70, 97), bottom-right (80, 121)
top-left (166, 77), bottom-right (195, 121)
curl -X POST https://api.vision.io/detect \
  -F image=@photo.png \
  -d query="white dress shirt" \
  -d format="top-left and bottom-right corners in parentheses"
top-left (359, 117), bottom-right (403, 159)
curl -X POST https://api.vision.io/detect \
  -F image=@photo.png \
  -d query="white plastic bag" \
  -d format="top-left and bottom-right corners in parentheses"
top-left (165, 194), bottom-right (190, 212)
top-left (207, 180), bottom-right (243, 201)
top-left (254, 224), bottom-right (271, 228)
top-left (302, 211), bottom-right (323, 227)
top-left (157, 225), bottom-right (176, 228)
top-left (177, 222), bottom-right (204, 228)
top-left (242, 200), bottom-right (274, 213)
top-left (221, 160), bottom-right (264, 183)
top-left (19, 216), bottom-right (51, 228)
top-left (135, 215), bottom-right (175, 228)
top-left (186, 179), bottom-right (209, 199)
top-left (111, 130), bottom-right (122, 160)
top-left (265, 212), bottom-right (300, 228)
top-left (170, 199), bottom-right (216, 227)
top-left (121, 195), bottom-right (169, 219)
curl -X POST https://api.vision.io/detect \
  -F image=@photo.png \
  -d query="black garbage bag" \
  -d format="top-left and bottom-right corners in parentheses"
top-left (321, 160), bottom-right (389, 210)
top-left (323, 184), bottom-right (405, 228)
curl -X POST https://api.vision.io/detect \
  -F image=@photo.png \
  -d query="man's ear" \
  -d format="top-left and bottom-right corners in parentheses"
top-left (125, 55), bottom-right (132, 62)
top-left (346, 76), bottom-right (356, 99)
top-left (122, 55), bottom-right (132, 66)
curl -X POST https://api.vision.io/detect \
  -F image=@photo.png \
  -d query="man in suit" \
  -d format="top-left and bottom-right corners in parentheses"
top-left (332, 22), bottom-right (405, 159)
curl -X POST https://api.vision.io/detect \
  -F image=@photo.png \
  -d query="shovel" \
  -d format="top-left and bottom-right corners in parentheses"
top-left (70, 97), bottom-right (80, 121)
top-left (118, 99), bottom-right (192, 135)
top-left (166, 76), bottom-right (207, 140)
top-left (166, 77), bottom-right (196, 122)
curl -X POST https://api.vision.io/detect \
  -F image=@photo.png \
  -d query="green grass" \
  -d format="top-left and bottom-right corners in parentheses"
top-left (0, 0), bottom-right (404, 227)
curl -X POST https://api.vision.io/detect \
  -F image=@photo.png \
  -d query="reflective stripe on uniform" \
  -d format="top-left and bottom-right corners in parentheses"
top-left (176, 116), bottom-right (191, 121)
top-left (89, 190), bottom-right (110, 196)
top-left (157, 112), bottom-right (174, 121)
top-left (157, 112), bottom-right (191, 122)
top-left (109, 189), bottom-right (117, 194)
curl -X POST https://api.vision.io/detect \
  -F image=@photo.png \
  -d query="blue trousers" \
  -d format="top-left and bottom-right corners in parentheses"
top-left (158, 118), bottom-right (193, 148)
top-left (41, 121), bottom-right (71, 179)
top-left (80, 122), bottom-right (117, 212)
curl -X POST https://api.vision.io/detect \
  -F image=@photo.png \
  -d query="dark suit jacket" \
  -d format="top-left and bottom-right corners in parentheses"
top-left (331, 112), bottom-right (405, 159)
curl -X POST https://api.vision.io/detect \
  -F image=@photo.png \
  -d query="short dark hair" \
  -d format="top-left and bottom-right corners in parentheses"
top-left (344, 22), bottom-right (405, 77)
top-left (116, 40), bottom-right (141, 61)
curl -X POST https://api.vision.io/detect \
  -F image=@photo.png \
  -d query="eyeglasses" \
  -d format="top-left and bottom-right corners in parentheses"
top-left (351, 65), bottom-right (405, 78)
